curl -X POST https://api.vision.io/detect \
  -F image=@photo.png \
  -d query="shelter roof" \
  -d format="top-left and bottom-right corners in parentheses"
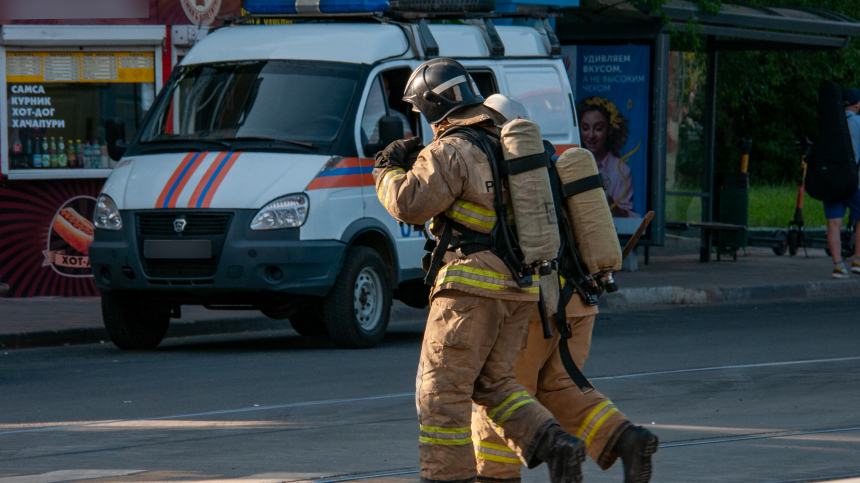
top-left (557, 0), bottom-right (860, 50)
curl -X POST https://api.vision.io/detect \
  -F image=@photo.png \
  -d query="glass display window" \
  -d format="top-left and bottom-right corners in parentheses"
top-left (4, 50), bottom-right (157, 179)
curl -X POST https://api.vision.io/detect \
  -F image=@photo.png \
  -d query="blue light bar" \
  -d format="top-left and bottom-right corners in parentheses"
top-left (243, 0), bottom-right (390, 14)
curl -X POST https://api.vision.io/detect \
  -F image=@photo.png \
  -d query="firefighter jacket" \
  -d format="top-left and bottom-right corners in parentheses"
top-left (373, 105), bottom-right (539, 302)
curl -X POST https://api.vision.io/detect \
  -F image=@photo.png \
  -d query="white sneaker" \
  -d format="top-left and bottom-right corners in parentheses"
top-left (833, 265), bottom-right (850, 279)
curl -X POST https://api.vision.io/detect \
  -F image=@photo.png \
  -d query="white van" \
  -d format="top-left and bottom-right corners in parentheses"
top-left (89, 16), bottom-right (582, 350)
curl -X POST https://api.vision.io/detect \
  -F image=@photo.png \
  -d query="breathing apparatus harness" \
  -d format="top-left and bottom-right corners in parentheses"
top-left (419, 125), bottom-right (607, 394)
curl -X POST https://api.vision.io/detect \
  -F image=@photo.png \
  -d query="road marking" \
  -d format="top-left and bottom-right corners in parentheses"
top-left (3, 356), bottom-right (857, 437)
top-left (293, 470), bottom-right (419, 483)
top-left (661, 426), bottom-right (860, 448)
top-left (0, 393), bottom-right (412, 436)
top-left (0, 470), bottom-right (145, 483)
top-left (766, 474), bottom-right (860, 483)
top-left (591, 355), bottom-right (860, 381)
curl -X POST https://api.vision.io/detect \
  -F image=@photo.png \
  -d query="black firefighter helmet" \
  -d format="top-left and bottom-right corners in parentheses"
top-left (403, 58), bottom-right (485, 124)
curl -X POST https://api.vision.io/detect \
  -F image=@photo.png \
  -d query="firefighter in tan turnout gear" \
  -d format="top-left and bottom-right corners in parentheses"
top-left (470, 95), bottom-right (659, 483)
top-left (373, 58), bottom-right (588, 483)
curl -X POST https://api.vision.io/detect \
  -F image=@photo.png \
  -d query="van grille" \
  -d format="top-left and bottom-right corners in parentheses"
top-left (137, 213), bottom-right (232, 236)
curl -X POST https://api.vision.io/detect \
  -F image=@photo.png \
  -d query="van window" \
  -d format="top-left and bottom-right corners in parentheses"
top-left (361, 76), bottom-right (390, 146)
top-left (137, 60), bottom-right (360, 153)
top-left (360, 69), bottom-right (416, 157)
top-left (468, 70), bottom-right (499, 97)
top-left (504, 68), bottom-right (571, 138)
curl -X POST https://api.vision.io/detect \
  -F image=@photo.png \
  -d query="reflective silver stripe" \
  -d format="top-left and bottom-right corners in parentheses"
top-left (432, 75), bottom-right (467, 94)
top-left (578, 402), bottom-right (617, 446)
top-left (294, 0), bottom-right (321, 13)
top-left (420, 429), bottom-right (472, 440)
top-left (489, 392), bottom-right (535, 425)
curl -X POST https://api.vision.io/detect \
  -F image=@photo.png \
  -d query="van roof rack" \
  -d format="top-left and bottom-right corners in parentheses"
top-left (220, 10), bottom-right (561, 58)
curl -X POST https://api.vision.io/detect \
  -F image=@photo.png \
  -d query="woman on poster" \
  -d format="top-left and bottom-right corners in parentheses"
top-left (577, 97), bottom-right (641, 218)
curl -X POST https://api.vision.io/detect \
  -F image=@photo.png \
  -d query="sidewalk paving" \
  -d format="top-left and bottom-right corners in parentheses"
top-left (609, 234), bottom-right (860, 306)
top-left (1, 235), bottom-right (857, 349)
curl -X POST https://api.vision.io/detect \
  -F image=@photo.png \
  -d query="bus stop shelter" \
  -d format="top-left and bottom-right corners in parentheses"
top-left (554, 0), bottom-right (860, 261)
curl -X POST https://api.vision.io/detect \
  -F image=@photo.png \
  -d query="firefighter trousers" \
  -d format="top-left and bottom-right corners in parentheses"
top-left (471, 315), bottom-right (631, 480)
top-left (417, 290), bottom-right (558, 483)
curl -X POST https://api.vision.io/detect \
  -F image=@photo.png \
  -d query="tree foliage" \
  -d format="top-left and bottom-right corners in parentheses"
top-left (628, 0), bottom-right (860, 185)
top-left (714, 1), bottom-right (860, 185)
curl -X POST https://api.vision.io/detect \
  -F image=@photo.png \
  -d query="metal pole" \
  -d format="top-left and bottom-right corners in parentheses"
top-left (700, 35), bottom-right (718, 263)
top-left (650, 33), bottom-right (670, 247)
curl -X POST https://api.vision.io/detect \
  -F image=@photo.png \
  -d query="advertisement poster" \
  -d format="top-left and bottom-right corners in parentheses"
top-left (0, 179), bottom-right (102, 297)
top-left (563, 44), bottom-right (651, 235)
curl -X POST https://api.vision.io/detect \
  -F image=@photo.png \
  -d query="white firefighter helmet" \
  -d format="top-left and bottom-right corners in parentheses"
top-left (484, 94), bottom-right (532, 125)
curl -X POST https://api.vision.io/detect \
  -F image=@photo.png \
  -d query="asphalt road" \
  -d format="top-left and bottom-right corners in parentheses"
top-left (2, 297), bottom-right (859, 483)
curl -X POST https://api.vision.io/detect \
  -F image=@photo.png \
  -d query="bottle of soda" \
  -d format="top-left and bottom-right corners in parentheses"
top-left (91, 139), bottom-right (101, 169)
top-left (100, 141), bottom-right (110, 169)
top-left (12, 132), bottom-right (23, 168)
top-left (83, 141), bottom-right (92, 169)
top-left (66, 139), bottom-right (77, 168)
top-left (33, 139), bottom-right (42, 168)
top-left (49, 137), bottom-right (58, 168)
top-left (75, 140), bottom-right (84, 169)
top-left (41, 137), bottom-right (50, 168)
top-left (58, 137), bottom-right (67, 168)
top-left (24, 137), bottom-right (33, 169)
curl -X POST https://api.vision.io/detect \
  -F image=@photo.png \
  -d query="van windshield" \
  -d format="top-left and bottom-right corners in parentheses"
top-left (136, 60), bottom-right (360, 153)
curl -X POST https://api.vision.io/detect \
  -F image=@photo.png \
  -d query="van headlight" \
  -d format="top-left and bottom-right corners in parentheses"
top-left (250, 194), bottom-right (309, 230)
top-left (94, 194), bottom-right (123, 231)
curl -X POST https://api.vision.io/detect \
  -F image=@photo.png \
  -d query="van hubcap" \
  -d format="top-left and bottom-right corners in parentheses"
top-left (354, 267), bottom-right (382, 331)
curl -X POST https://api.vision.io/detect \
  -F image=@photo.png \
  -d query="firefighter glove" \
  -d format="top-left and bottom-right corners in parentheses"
top-left (375, 137), bottom-right (424, 171)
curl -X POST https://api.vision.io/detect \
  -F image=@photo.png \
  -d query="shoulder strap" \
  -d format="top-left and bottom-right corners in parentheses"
top-left (439, 126), bottom-right (533, 288)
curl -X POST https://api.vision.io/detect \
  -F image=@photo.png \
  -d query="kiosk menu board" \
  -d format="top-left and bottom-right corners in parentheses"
top-left (5, 51), bottom-right (155, 175)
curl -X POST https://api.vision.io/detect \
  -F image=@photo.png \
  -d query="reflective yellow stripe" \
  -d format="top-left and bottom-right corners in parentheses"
top-left (577, 401), bottom-right (612, 438)
top-left (420, 425), bottom-right (470, 434)
top-left (489, 391), bottom-right (530, 420)
top-left (454, 199), bottom-right (496, 217)
top-left (478, 441), bottom-right (516, 452)
top-left (377, 168), bottom-right (406, 208)
top-left (437, 267), bottom-right (540, 294)
top-left (443, 266), bottom-right (513, 280)
top-left (497, 399), bottom-right (535, 425)
top-left (476, 452), bottom-right (521, 464)
top-left (438, 276), bottom-right (514, 292)
top-left (585, 408), bottom-right (619, 447)
top-left (445, 208), bottom-right (495, 228)
top-left (420, 436), bottom-right (472, 445)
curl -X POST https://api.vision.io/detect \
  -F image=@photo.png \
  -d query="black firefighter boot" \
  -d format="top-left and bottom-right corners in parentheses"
top-left (530, 423), bottom-right (586, 483)
top-left (613, 425), bottom-right (659, 483)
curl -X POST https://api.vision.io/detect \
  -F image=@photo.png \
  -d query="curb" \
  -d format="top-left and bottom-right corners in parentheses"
top-left (0, 305), bottom-right (432, 351)
top-left (3, 282), bottom-right (857, 349)
top-left (602, 279), bottom-right (860, 307)
top-left (0, 317), bottom-right (290, 351)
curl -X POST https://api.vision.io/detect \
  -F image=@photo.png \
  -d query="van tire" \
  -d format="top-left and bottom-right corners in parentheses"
top-left (289, 301), bottom-right (329, 337)
top-left (102, 293), bottom-right (170, 350)
top-left (323, 246), bottom-right (391, 348)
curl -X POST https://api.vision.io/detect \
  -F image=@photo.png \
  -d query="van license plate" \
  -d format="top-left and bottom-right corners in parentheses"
top-left (144, 240), bottom-right (212, 259)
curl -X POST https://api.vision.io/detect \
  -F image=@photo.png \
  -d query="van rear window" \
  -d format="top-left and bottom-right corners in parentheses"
top-left (137, 60), bottom-right (360, 152)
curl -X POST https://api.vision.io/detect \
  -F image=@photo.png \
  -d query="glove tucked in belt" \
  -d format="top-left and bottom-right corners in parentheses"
top-left (375, 137), bottom-right (424, 171)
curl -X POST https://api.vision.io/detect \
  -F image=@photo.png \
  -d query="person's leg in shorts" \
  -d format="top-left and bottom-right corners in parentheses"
top-left (843, 188), bottom-right (860, 274)
top-left (824, 197), bottom-right (850, 277)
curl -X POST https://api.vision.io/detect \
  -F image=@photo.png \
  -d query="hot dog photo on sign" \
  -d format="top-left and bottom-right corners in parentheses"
top-left (44, 196), bottom-right (97, 277)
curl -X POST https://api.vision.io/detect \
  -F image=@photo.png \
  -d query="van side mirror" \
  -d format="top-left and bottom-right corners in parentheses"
top-left (104, 118), bottom-right (127, 161)
top-left (363, 116), bottom-right (406, 156)
top-left (378, 115), bottom-right (405, 147)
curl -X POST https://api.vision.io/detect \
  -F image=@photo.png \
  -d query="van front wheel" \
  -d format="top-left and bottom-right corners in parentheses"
top-left (323, 246), bottom-right (391, 349)
top-left (102, 293), bottom-right (170, 350)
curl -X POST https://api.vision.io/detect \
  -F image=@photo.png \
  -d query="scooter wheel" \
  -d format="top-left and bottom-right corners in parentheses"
top-left (772, 230), bottom-right (788, 256)
top-left (788, 230), bottom-right (800, 257)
